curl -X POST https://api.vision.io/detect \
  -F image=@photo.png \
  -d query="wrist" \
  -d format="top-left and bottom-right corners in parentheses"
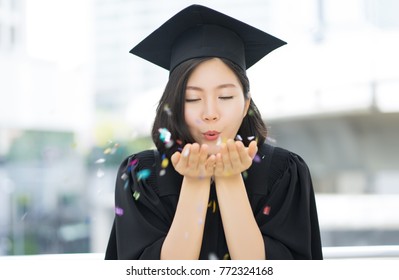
top-left (214, 173), bottom-right (243, 187)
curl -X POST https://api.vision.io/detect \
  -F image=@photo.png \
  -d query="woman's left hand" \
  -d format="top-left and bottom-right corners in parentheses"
top-left (214, 139), bottom-right (258, 178)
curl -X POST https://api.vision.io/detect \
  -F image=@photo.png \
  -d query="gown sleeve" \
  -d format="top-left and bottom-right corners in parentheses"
top-left (105, 150), bottom-right (173, 260)
top-left (251, 146), bottom-right (323, 260)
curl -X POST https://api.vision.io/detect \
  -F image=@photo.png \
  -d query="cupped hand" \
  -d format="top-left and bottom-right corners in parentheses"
top-left (214, 139), bottom-right (258, 178)
top-left (171, 143), bottom-right (216, 180)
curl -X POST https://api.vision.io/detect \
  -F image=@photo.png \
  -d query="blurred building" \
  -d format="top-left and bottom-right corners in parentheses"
top-left (0, 0), bottom-right (93, 255)
top-left (1, 0), bottom-right (399, 255)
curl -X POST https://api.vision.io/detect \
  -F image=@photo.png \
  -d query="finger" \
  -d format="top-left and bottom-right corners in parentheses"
top-left (171, 151), bottom-right (181, 167)
top-left (214, 153), bottom-right (224, 175)
top-left (206, 154), bottom-right (216, 176)
top-left (179, 144), bottom-right (191, 168)
top-left (227, 139), bottom-right (240, 170)
top-left (236, 140), bottom-right (251, 166)
top-left (221, 143), bottom-right (233, 175)
top-left (188, 143), bottom-right (200, 169)
top-left (199, 144), bottom-right (208, 165)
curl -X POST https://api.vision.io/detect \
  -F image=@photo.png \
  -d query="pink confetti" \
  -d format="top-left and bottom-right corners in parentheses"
top-left (253, 154), bottom-right (261, 163)
top-left (129, 159), bottom-right (139, 166)
top-left (263, 205), bottom-right (271, 215)
top-left (115, 206), bottom-right (124, 216)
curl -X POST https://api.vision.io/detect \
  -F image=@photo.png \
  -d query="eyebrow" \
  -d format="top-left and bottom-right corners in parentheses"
top-left (186, 83), bottom-right (238, 91)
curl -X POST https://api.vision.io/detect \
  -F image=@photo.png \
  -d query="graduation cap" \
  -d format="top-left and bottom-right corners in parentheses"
top-left (130, 4), bottom-right (286, 72)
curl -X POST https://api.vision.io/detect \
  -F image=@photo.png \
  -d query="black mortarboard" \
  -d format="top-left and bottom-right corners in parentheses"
top-left (130, 4), bottom-right (286, 72)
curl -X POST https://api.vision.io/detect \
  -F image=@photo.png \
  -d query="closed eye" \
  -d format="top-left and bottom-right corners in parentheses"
top-left (219, 96), bottom-right (233, 100)
top-left (185, 98), bottom-right (201, 102)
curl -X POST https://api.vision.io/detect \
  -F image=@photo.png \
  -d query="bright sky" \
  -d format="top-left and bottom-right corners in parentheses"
top-left (26, 0), bottom-right (92, 67)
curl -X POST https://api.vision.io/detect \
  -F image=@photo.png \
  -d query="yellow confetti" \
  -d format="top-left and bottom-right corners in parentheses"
top-left (161, 158), bottom-right (169, 169)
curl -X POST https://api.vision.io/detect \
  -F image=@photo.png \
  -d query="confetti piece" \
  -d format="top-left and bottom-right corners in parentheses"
top-left (235, 134), bottom-right (243, 141)
top-left (121, 173), bottom-right (128, 181)
top-left (242, 170), bottom-right (248, 180)
top-left (163, 104), bottom-right (172, 116)
top-left (137, 169), bottom-right (151, 181)
top-left (165, 139), bottom-right (174, 149)
top-left (133, 191), bottom-right (140, 200)
top-left (248, 109), bottom-right (255, 116)
top-left (129, 159), bottom-right (139, 167)
top-left (247, 136), bottom-right (255, 141)
top-left (183, 148), bottom-right (190, 157)
top-left (253, 154), bottom-right (261, 163)
top-left (223, 253), bottom-right (230, 260)
top-left (115, 206), bottom-right (124, 216)
top-left (159, 169), bottom-right (166, 176)
top-left (96, 169), bottom-right (105, 178)
top-left (161, 158), bottom-right (169, 168)
top-left (103, 148), bottom-right (112, 154)
top-left (158, 128), bottom-right (171, 143)
top-left (176, 139), bottom-right (183, 145)
top-left (266, 136), bottom-right (276, 143)
top-left (216, 136), bottom-right (222, 146)
top-left (123, 180), bottom-right (129, 190)
top-left (198, 217), bottom-right (203, 225)
top-left (95, 158), bottom-right (106, 164)
top-left (208, 253), bottom-right (219, 260)
top-left (263, 205), bottom-right (271, 215)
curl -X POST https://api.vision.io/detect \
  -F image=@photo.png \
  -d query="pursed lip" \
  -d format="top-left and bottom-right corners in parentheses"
top-left (203, 130), bottom-right (220, 136)
top-left (203, 130), bottom-right (220, 141)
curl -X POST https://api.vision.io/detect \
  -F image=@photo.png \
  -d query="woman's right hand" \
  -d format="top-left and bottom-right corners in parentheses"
top-left (171, 143), bottom-right (216, 180)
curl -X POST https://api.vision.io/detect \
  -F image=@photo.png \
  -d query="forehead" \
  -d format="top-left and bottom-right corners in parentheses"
top-left (187, 58), bottom-right (240, 84)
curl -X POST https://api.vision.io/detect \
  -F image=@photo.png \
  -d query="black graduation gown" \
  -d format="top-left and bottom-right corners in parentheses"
top-left (105, 143), bottom-right (323, 260)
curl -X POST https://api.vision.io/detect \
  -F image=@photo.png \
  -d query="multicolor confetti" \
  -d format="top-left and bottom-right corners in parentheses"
top-left (235, 134), bottom-right (243, 141)
top-left (129, 159), bottom-right (139, 166)
top-left (96, 169), bottom-right (105, 178)
top-left (158, 128), bottom-right (171, 143)
top-left (253, 154), bottom-right (261, 163)
top-left (137, 169), bottom-right (151, 181)
top-left (159, 169), bottom-right (166, 176)
top-left (123, 179), bottom-right (129, 190)
top-left (248, 109), bottom-right (255, 116)
top-left (207, 200), bottom-right (217, 213)
top-left (161, 157), bottom-right (169, 168)
top-left (242, 170), bottom-right (248, 180)
top-left (133, 191), bottom-right (140, 201)
top-left (263, 205), bottom-right (271, 215)
top-left (223, 253), bottom-right (230, 260)
top-left (95, 158), bottom-right (106, 164)
top-left (115, 206), bottom-right (124, 216)
top-left (183, 148), bottom-right (190, 157)
top-left (208, 253), bottom-right (219, 260)
top-left (128, 159), bottom-right (139, 172)
top-left (104, 142), bottom-right (120, 155)
top-left (121, 173), bottom-right (128, 181)
top-left (163, 104), bottom-right (172, 116)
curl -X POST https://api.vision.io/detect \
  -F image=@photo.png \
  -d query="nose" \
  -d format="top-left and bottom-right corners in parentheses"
top-left (202, 100), bottom-right (219, 122)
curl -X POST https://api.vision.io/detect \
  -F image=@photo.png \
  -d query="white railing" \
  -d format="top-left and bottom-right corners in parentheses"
top-left (1, 246), bottom-right (399, 260)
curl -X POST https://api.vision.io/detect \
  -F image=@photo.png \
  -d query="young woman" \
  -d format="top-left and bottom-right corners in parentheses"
top-left (105, 4), bottom-right (323, 260)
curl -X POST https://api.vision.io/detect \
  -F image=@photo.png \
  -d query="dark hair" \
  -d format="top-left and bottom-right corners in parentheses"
top-left (151, 57), bottom-right (267, 157)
